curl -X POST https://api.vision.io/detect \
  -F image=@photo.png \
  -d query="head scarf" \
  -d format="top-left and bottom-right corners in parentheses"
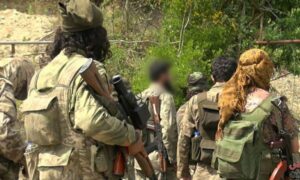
top-left (0, 58), bottom-right (35, 98)
top-left (59, 0), bottom-right (103, 32)
top-left (216, 49), bottom-right (274, 139)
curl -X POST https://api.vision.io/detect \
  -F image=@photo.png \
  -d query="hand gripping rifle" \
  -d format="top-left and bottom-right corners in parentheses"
top-left (149, 96), bottom-right (168, 180)
top-left (269, 97), bottom-right (293, 180)
top-left (80, 61), bottom-right (156, 180)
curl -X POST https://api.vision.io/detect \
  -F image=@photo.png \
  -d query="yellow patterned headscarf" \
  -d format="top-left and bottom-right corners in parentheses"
top-left (216, 49), bottom-right (274, 140)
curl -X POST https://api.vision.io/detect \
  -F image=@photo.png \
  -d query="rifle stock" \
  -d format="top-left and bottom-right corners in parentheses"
top-left (135, 153), bottom-right (157, 180)
top-left (270, 160), bottom-right (288, 180)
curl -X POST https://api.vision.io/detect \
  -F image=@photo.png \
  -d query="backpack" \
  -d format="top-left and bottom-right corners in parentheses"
top-left (195, 92), bottom-right (220, 164)
top-left (212, 95), bottom-right (276, 179)
top-left (21, 56), bottom-right (88, 146)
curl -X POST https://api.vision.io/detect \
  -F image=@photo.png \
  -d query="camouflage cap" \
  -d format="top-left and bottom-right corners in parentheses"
top-left (59, 0), bottom-right (103, 33)
top-left (0, 58), bottom-right (35, 98)
top-left (187, 72), bottom-right (209, 92)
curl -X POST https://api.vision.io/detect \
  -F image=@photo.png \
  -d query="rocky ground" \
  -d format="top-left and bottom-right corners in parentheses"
top-left (0, 9), bottom-right (57, 59)
top-left (271, 74), bottom-right (300, 119)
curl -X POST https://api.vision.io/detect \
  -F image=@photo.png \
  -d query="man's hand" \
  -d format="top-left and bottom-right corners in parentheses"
top-left (128, 131), bottom-right (146, 156)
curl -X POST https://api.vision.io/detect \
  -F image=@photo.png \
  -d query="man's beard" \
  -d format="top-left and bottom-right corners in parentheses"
top-left (163, 81), bottom-right (174, 93)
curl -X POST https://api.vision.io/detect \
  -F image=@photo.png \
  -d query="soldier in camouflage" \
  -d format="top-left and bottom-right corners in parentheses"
top-left (177, 57), bottom-right (237, 180)
top-left (22, 0), bottom-right (144, 179)
top-left (0, 58), bottom-right (34, 180)
top-left (176, 72), bottom-right (209, 133)
top-left (215, 49), bottom-right (300, 179)
top-left (135, 61), bottom-right (177, 180)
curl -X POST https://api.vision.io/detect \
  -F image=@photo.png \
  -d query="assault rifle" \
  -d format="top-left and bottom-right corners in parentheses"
top-left (80, 61), bottom-right (156, 180)
top-left (111, 75), bottom-right (157, 180)
top-left (149, 96), bottom-right (168, 180)
top-left (269, 97), bottom-right (293, 180)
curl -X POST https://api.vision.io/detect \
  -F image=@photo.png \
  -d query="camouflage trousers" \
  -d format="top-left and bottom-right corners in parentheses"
top-left (192, 163), bottom-right (220, 180)
top-left (135, 169), bottom-right (176, 180)
top-left (0, 158), bottom-right (20, 180)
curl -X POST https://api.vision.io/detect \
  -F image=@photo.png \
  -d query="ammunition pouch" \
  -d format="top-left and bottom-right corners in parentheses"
top-left (22, 95), bottom-right (61, 146)
top-left (196, 94), bottom-right (219, 165)
top-left (199, 139), bottom-right (215, 164)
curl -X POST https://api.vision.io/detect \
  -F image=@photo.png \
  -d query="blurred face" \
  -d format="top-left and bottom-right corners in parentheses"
top-left (159, 70), bottom-right (173, 92)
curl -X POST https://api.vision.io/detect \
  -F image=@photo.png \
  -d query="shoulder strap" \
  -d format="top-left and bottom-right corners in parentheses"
top-left (270, 96), bottom-right (285, 132)
top-left (149, 96), bottom-right (161, 123)
top-left (57, 58), bottom-right (89, 86)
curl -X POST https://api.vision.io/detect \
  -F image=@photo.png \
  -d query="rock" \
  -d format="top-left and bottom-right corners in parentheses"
top-left (271, 74), bottom-right (300, 119)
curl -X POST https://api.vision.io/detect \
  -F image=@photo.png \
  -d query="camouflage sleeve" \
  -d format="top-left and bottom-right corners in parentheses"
top-left (177, 97), bottom-right (197, 178)
top-left (160, 93), bottom-right (178, 164)
top-left (0, 89), bottom-right (25, 163)
top-left (176, 103), bottom-right (187, 134)
top-left (72, 77), bottom-right (136, 147)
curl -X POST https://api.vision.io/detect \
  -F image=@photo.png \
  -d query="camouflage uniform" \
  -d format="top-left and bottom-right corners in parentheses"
top-left (22, 1), bottom-right (138, 179)
top-left (177, 72), bottom-right (208, 133)
top-left (176, 102), bottom-right (188, 133)
top-left (177, 83), bottom-right (225, 180)
top-left (23, 51), bottom-right (137, 180)
top-left (0, 58), bottom-right (34, 180)
top-left (135, 83), bottom-right (177, 180)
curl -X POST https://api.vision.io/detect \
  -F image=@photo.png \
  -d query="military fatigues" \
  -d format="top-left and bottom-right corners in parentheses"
top-left (0, 58), bottom-right (34, 180)
top-left (135, 83), bottom-right (177, 180)
top-left (176, 102), bottom-right (188, 134)
top-left (213, 89), bottom-right (299, 180)
top-left (177, 72), bottom-right (209, 134)
top-left (23, 51), bottom-right (137, 180)
top-left (245, 89), bottom-right (299, 179)
top-left (177, 82), bottom-right (225, 180)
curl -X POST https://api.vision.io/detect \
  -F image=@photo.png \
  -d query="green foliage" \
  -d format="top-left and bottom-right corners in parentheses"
top-left (130, 0), bottom-right (300, 106)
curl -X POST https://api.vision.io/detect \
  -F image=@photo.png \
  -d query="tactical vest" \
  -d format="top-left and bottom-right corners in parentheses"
top-left (194, 92), bottom-right (220, 164)
top-left (213, 95), bottom-right (279, 180)
top-left (21, 53), bottom-right (91, 171)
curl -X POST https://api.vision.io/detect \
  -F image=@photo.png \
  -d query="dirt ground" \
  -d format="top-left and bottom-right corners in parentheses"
top-left (0, 9), bottom-right (57, 58)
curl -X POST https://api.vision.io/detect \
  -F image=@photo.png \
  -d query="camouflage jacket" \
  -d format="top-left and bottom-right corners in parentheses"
top-left (176, 101), bottom-right (188, 133)
top-left (0, 80), bottom-right (25, 163)
top-left (140, 83), bottom-right (178, 165)
top-left (25, 51), bottom-right (136, 179)
top-left (0, 58), bottom-right (34, 164)
top-left (177, 82), bottom-right (224, 178)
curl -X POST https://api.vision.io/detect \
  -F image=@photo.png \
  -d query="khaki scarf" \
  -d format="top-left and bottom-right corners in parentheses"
top-left (216, 49), bottom-right (274, 140)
